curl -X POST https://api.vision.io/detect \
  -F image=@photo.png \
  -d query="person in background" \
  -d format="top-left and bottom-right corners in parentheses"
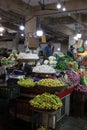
top-left (37, 43), bottom-right (41, 55)
top-left (43, 40), bottom-right (54, 60)
top-left (67, 45), bottom-right (75, 59)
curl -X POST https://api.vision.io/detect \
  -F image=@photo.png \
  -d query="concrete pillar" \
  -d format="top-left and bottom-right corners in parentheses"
top-left (25, 16), bottom-right (39, 48)
top-left (12, 33), bottom-right (19, 50)
top-left (69, 35), bottom-right (77, 54)
top-left (69, 35), bottom-right (75, 47)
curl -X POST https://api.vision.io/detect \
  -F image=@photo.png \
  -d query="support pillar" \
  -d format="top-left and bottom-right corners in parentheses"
top-left (25, 16), bottom-right (39, 48)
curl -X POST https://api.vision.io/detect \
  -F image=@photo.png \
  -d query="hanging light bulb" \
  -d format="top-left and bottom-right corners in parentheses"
top-left (19, 25), bottom-right (25, 30)
top-left (74, 35), bottom-right (78, 41)
top-left (57, 3), bottom-right (61, 9)
top-left (36, 17), bottom-right (43, 37)
top-left (62, 1), bottom-right (66, 11)
top-left (0, 24), bottom-right (4, 32)
top-left (21, 33), bottom-right (24, 37)
top-left (85, 40), bottom-right (87, 45)
top-left (57, 0), bottom-right (61, 9)
top-left (0, 33), bottom-right (3, 36)
top-left (77, 33), bottom-right (82, 38)
top-left (62, 6), bottom-right (66, 11)
top-left (36, 29), bottom-right (43, 37)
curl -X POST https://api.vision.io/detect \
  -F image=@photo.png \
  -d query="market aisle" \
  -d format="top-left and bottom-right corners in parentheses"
top-left (56, 116), bottom-right (87, 130)
top-left (0, 114), bottom-right (87, 130)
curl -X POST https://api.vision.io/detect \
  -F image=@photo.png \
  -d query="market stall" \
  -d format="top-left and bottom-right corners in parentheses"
top-left (0, 50), bottom-right (86, 129)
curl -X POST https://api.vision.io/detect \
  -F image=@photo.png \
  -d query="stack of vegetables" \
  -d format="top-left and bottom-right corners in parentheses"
top-left (35, 78), bottom-right (65, 88)
top-left (75, 84), bottom-right (87, 93)
top-left (80, 75), bottom-right (87, 86)
top-left (1, 50), bottom-right (18, 65)
top-left (73, 64), bottom-right (87, 92)
top-left (54, 61), bottom-right (70, 71)
top-left (59, 55), bottom-right (74, 62)
top-left (53, 51), bottom-right (64, 59)
top-left (1, 57), bottom-right (12, 65)
top-left (37, 126), bottom-right (50, 130)
top-left (33, 65), bottom-right (56, 74)
top-left (64, 70), bottom-right (80, 87)
top-left (29, 93), bottom-right (63, 110)
top-left (54, 55), bottom-right (74, 72)
top-left (73, 69), bottom-right (87, 92)
top-left (44, 56), bottom-right (57, 66)
top-left (54, 55), bottom-right (79, 71)
top-left (17, 78), bottom-right (35, 88)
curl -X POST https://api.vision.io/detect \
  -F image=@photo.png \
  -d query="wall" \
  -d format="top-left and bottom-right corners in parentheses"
top-left (61, 41), bottom-right (68, 54)
top-left (0, 41), bottom-right (13, 49)
top-left (0, 41), bottom-right (24, 51)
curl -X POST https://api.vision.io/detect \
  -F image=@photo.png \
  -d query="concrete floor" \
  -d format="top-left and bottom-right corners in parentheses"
top-left (56, 116), bottom-right (87, 130)
top-left (0, 114), bottom-right (87, 130)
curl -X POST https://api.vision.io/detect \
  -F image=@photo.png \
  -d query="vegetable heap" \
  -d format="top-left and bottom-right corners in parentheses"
top-left (17, 78), bottom-right (35, 87)
top-left (54, 61), bottom-right (70, 71)
top-left (75, 84), bottom-right (87, 93)
top-left (66, 70), bottom-right (80, 85)
top-left (29, 93), bottom-right (63, 110)
top-left (36, 78), bottom-right (65, 87)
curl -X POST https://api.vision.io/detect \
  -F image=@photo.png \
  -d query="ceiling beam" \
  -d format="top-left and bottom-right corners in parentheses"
top-left (43, 16), bottom-right (76, 25)
top-left (0, 9), bottom-right (22, 24)
top-left (2, 22), bottom-right (18, 31)
top-left (42, 24), bottom-right (69, 40)
top-left (41, 17), bottom-right (74, 36)
top-left (0, 0), bottom-right (33, 16)
top-left (32, 0), bottom-right (87, 16)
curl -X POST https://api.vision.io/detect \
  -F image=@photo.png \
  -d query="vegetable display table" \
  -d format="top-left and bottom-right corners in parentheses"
top-left (14, 85), bottom-right (75, 129)
top-left (31, 108), bottom-right (60, 129)
top-left (31, 87), bottom-right (75, 129)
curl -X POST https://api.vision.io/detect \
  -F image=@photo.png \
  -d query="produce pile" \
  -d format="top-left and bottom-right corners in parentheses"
top-left (75, 84), bottom-right (87, 93)
top-left (65, 70), bottom-right (80, 86)
top-left (17, 78), bottom-right (35, 87)
top-left (80, 76), bottom-right (87, 86)
top-left (68, 61), bottom-right (78, 70)
top-left (59, 55), bottom-right (74, 62)
top-left (53, 51), bottom-right (64, 59)
top-left (37, 126), bottom-right (50, 130)
top-left (36, 78), bottom-right (65, 87)
top-left (44, 56), bottom-right (57, 65)
top-left (33, 65), bottom-right (56, 74)
top-left (1, 50), bottom-right (18, 65)
top-left (12, 50), bottom-right (18, 58)
top-left (54, 61), bottom-right (70, 71)
top-left (18, 52), bottom-right (39, 60)
top-left (1, 57), bottom-right (13, 65)
top-left (54, 56), bottom-right (78, 71)
top-left (29, 93), bottom-right (63, 110)
top-left (82, 56), bottom-right (87, 66)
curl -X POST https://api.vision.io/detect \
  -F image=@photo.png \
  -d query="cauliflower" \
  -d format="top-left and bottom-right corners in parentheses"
top-left (37, 62), bottom-right (41, 66)
top-left (48, 56), bottom-right (56, 61)
top-left (44, 60), bottom-right (49, 65)
top-left (53, 61), bottom-right (57, 64)
top-left (49, 60), bottom-right (55, 65)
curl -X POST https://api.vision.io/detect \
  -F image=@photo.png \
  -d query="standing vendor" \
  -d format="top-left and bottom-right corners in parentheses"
top-left (67, 45), bottom-right (75, 59)
top-left (43, 40), bottom-right (53, 59)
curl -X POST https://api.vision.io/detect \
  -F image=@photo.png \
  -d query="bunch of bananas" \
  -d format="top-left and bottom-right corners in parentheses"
top-left (29, 93), bottom-right (63, 110)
